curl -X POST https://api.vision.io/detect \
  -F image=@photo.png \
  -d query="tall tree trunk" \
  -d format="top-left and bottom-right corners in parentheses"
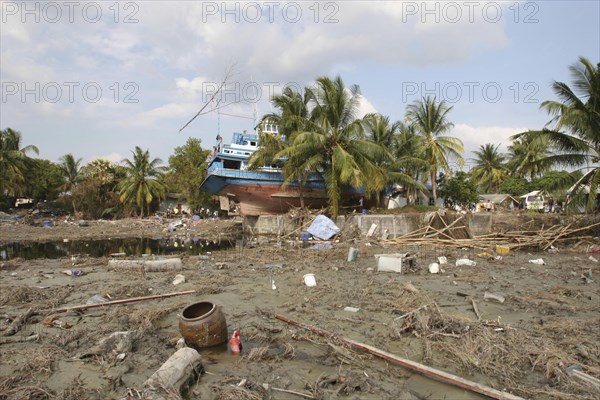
top-left (299, 179), bottom-right (305, 208)
top-left (430, 170), bottom-right (437, 206)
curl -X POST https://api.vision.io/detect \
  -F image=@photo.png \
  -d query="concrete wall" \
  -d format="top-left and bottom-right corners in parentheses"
top-left (242, 215), bottom-right (297, 236)
top-left (246, 213), bottom-right (480, 238)
top-left (243, 212), bottom-right (572, 238)
top-left (350, 214), bottom-right (426, 237)
top-left (467, 213), bottom-right (493, 236)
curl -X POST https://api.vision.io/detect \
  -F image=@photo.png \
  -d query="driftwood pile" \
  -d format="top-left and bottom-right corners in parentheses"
top-left (386, 216), bottom-right (600, 251)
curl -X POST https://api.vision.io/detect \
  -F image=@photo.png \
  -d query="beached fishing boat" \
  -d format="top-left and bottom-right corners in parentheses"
top-left (199, 126), bottom-right (365, 216)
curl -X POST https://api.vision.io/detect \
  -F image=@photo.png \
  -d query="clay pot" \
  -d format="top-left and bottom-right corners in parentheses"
top-left (179, 301), bottom-right (228, 348)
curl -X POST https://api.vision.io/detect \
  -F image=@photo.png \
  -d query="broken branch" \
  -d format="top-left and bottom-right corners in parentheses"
top-left (37, 290), bottom-right (196, 314)
top-left (274, 314), bottom-right (524, 400)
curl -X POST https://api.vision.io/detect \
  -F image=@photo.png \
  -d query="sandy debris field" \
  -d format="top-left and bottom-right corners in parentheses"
top-left (1, 216), bottom-right (599, 400)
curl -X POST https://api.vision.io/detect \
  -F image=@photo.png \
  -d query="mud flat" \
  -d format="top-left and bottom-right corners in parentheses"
top-left (1, 218), bottom-right (599, 399)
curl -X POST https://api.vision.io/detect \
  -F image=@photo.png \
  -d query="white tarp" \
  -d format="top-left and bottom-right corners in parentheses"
top-left (306, 215), bottom-right (340, 240)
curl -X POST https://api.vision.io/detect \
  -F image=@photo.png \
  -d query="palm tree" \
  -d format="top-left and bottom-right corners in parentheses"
top-left (513, 56), bottom-right (599, 211)
top-left (506, 134), bottom-right (551, 179)
top-left (118, 147), bottom-right (167, 218)
top-left (249, 86), bottom-right (312, 207)
top-left (362, 114), bottom-right (425, 207)
top-left (470, 143), bottom-right (508, 193)
top-left (405, 96), bottom-right (464, 204)
top-left (393, 123), bottom-right (429, 205)
top-left (250, 86), bottom-right (310, 168)
top-left (58, 153), bottom-right (82, 213)
top-left (278, 76), bottom-right (389, 217)
top-left (0, 128), bottom-right (39, 200)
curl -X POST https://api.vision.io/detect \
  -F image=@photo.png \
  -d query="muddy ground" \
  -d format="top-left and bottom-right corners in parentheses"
top-left (0, 216), bottom-right (599, 400)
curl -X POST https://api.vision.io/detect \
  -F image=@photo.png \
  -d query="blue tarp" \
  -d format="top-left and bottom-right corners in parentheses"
top-left (306, 215), bottom-right (339, 240)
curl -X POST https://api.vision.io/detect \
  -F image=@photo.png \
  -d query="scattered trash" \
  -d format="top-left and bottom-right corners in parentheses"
top-left (565, 364), bottom-right (600, 388)
top-left (109, 258), bottom-right (183, 272)
top-left (495, 245), bottom-right (510, 255)
top-left (375, 253), bottom-right (416, 273)
top-left (403, 282), bottom-right (419, 294)
top-left (483, 292), bottom-right (506, 303)
top-left (116, 353), bottom-right (127, 361)
top-left (477, 252), bottom-right (493, 258)
top-left (172, 274), bottom-right (186, 285)
top-left (589, 255), bottom-right (598, 263)
top-left (582, 269), bottom-right (594, 284)
top-left (428, 263), bottom-right (440, 274)
top-left (192, 215), bottom-right (200, 221)
top-left (175, 338), bottom-right (186, 350)
top-left (366, 223), bottom-right (378, 237)
top-left (344, 306), bottom-right (360, 312)
top-left (306, 215), bottom-right (339, 240)
top-left (456, 258), bottom-right (477, 266)
top-left (547, 245), bottom-right (559, 254)
top-left (229, 330), bottom-right (242, 354)
top-left (42, 316), bottom-right (72, 329)
top-left (347, 247), bottom-right (358, 262)
top-left (300, 231), bottom-right (311, 241)
top-left (70, 269), bottom-right (83, 277)
top-left (303, 273), bottom-right (317, 287)
top-left (143, 347), bottom-right (203, 399)
top-left (271, 278), bottom-right (277, 290)
top-left (86, 294), bottom-right (109, 305)
top-left (41, 221), bottom-right (54, 228)
top-left (381, 229), bottom-right (389, 240)
top-left (310, 243), bottom-right (333, 250)
top-left (437, 256), bottom-right (447, 265)
top-left (528, 258), bottom-right (545, 265)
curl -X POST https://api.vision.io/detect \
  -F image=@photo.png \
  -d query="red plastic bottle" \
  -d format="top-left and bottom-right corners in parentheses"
top-left (229, 330), bottom-right (242, 354)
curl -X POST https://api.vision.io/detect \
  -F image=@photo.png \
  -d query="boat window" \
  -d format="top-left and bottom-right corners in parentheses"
top-left (250, 141), bottom-right (257, 146)
top-left (223, 159), bottom-right (242, 170)
top-left (245, 152), bottom-right (250, 155)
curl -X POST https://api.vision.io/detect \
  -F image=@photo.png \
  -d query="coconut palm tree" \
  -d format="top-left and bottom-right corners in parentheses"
top-left (250, 86), bottom-right (312, 207)
top-left (393, 123), bottom-right (429, 205)
top-left (278, 76), bottom-right (388, 217)
top-left (0, 128), bottom-right (39, 200)
top-left (58, 153), bottom-right (83, 213)
top-left (470, 143), bottom-right (508, 193)
top-left (250, 86), bottom-right (310, 169)
top-left (506, 134), bottom-right (552, 179)
top-left (405, 96), bottom-right (464, 204)
top-left (513, 56), bottom-right (599, 211)
top-left (362, 114), bottom-right (425, 207)
top-left (118, 147), bottom-right (167, 218)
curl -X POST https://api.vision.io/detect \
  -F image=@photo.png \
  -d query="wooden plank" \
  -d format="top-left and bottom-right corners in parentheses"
top-left (274, 314), bottom-right (524, 400)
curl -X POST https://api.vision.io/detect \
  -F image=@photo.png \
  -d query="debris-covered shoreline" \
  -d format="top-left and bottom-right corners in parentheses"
top-left (1, 214), bottom-right (599, 400)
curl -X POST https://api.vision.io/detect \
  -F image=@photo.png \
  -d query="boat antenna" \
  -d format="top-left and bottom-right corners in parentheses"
top-left (178, 64), bottom-right (235, 133)
top-left (216, 99), bottom-right (222, 137)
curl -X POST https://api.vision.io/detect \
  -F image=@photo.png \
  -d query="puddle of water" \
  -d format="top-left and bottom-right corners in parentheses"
top-left (0, 237), bottom-right (233, 260)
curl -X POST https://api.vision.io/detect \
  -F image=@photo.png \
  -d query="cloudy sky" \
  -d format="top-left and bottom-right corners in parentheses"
top-left (1, 1), bottom-right (598, 170)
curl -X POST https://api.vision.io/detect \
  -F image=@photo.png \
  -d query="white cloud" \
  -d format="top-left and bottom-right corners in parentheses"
top-left (356, 95), bottom-right (378, 118)
top-left (454, 123), bottom-right (526, 155)
top-left (92, 152), bottom-right (125, 164)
